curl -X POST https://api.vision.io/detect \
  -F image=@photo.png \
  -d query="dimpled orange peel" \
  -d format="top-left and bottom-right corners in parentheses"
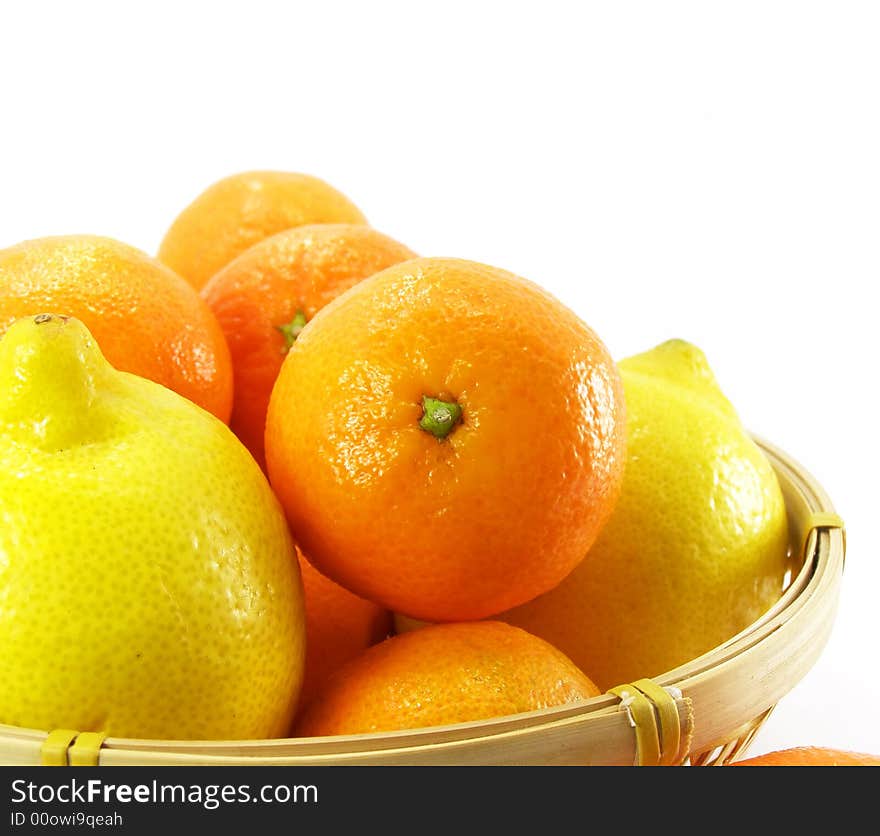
top-left (472, 339), bottom-right (790, 690)
top-left (295, 621), bottom-right (601, 737)
top-left (265, 257), bottom-right (626, 623)
top-left (158, 170), bottom-right (368, 290)
top-left (297, 551), bottom-right (393, 712)
top-left (202, 223), bottom-right (417, 469)
top-left (0, 235), bottom-right (233, 422)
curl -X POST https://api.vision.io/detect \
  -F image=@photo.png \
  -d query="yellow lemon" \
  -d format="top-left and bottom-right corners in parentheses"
top-left (0, 314), bottom-right (305, 740)
top-left (398, 339), bottom-right (791, 692)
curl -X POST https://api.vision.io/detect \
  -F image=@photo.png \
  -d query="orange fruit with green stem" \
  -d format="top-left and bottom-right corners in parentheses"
top-left (201, 224), bottom-right (416, 469)
top-left (397, 339), bottom-right (791, 691)
top-left (265, 257), bottom-right (626, 623)
top-left (157, 170), bottom-right (368, 290)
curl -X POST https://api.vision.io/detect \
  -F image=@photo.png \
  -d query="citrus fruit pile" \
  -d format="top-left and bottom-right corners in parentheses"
top-left (0, 169), bottom-right (851, 763)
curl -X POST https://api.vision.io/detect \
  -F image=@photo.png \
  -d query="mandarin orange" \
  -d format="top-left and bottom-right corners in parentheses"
top-left (265, 257), bottom-right (626, 622)
top-left (732, 746), bottom-right (880, 766)
top-left (157, 171), bottom-right (368, 290)
top-left (298, 551), bottom-right (393, 712)
top-left (0, 235), bottom-right (233, 421)
top-left (449, 339), bottom-right (792, 691)
top-left (294, 621), bottom-right (600, 737)
top-left (202, 224), bottom-right (416, 468)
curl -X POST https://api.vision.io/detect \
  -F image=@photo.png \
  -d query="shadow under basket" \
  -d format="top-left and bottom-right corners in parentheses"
top-left (0, 437), bottom-right (846, 767)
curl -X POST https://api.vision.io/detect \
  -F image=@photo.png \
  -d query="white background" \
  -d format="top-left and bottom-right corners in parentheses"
top-left (1, 2), bottom-right (877, 761)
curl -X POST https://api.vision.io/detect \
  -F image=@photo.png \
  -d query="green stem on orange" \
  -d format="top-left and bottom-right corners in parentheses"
top-left (276, 310), bottom-right (308, 352)
top-left (419, 395), bottom-right (462, 440)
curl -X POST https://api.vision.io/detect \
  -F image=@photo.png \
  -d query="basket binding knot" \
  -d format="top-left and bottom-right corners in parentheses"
top-left (41, 729), bottom-right (107, 766)
top-left (607, 679), bottom-right (694, 766)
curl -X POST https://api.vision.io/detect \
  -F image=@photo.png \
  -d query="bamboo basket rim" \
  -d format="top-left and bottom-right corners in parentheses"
top-left (0, 436), bottom-right (845, 766)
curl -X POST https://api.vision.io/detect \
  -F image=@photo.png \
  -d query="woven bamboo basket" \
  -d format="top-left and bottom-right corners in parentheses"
top-left (0, 437), bottom-right (845, 767)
